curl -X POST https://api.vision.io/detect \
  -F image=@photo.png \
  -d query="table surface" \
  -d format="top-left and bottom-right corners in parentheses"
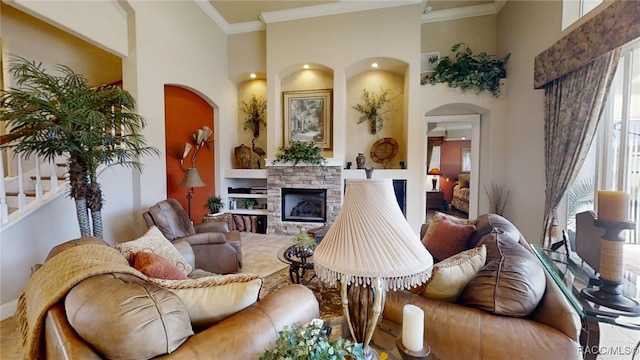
top-left (278, 245), bottom-right (314, 269)
top-left (530, 245), bottom-right (640, 330)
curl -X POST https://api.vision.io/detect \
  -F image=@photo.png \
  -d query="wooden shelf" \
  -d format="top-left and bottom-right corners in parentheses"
top-left (224, 169), bottom-right (267, 179)
top-left (228, 209), bottom-right (268, 215)
top-left (228, 193), bottom-right (267, 199)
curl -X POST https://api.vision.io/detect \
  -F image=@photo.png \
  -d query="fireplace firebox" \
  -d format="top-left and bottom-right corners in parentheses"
top-left (281, 188), bottom-right (327, 223)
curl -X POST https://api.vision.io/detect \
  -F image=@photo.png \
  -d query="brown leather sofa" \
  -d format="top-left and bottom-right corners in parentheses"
top-left (377, 214), bottom-right (583, 360)
top-left (26, 238), bottom-right (320, 360)
top-left (143, 198), bottom-right (242, 273)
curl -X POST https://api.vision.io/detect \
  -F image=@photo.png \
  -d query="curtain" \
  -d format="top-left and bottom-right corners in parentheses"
top-left (427, 140), bottom-right (434, 170)
top-left (542, 49), bottom-right (620, 247)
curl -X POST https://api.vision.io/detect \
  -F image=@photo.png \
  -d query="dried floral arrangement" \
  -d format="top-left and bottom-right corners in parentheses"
top-left (484, 182), bottom-right (510, 216)
top-left (240, 94), bottom-right (267, 138)
top-left (352, 87), bottom-right (395, 134)
top-left (177, 126), bottom-right (213, 170)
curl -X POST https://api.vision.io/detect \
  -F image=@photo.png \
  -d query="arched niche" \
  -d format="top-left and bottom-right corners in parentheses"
top-left (237, 79), bottom-right (267, 168)
top-left (345, 57), bottom-right (408, 169)
top-left (276, 63), bottom-right (335, 157)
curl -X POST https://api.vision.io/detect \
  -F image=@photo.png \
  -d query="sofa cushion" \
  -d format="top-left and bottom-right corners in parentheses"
top-left (65, 273), bottom-right (193, 359)
top-left (423, 217), bottom-right (476, 261)
top-left (148, 273), bottom-right (263, 330)
top-left (116, 226), bottom-right (192, 276)
top-left (421, 245), bottom-right (487, 302)
top-left (132, 251), bottom-right (188, 280)
top-left (459, 229), bottom-right (546, 317)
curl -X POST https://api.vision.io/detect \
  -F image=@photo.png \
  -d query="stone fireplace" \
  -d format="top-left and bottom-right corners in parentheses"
top-left (266, 161), bottom-right (342, 235)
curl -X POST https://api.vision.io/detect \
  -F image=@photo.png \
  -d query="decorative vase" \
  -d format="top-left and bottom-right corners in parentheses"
top-left (234, 144), bottom-right (251, 169)
top-left (356, 153), bottom-right (366, 169)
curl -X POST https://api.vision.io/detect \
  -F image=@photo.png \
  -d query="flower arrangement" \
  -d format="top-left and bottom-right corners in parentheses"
top-left (273, 140), bottom-right (326, 166)
top-left (259, 321), bottom-right (364, 360)
top-left (423, 43), bottom-right (510, 97)
top-left (484, 182), bottom-right (510, 216)
top-left (352, 87), bottom-right (395, 135)
top-left (240, 94), bottom-right (267, 138)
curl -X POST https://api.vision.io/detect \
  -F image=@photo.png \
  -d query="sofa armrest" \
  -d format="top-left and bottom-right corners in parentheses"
top-left (45, 304), bottom-right (102, 360)
top-left (194, 220), bottom-right (230, 234)
top-left (383, 291), bottom-right (581, 360)
top-left (161, 284), bottom-right (320, 359)
top-left (179, 233), bottom-right (228, 246)
top-left (173, 240), bottom-right (196, 270)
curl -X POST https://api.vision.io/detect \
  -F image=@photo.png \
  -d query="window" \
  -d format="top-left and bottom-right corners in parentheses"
top-left (566, 40), bottom-right (640, 244)
top-left (562, 0), bottom-right (603, 30)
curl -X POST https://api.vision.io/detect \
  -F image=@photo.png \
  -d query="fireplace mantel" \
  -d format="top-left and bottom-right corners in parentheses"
top-left (264, 158), bottom-right (343, 168)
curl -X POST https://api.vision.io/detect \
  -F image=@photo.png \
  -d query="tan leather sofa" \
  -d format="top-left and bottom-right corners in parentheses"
top-left (28, 238), bottom-right (319, 360)
top-left (378, 214), bottom-right (582, 360)
top-left (143, 198), bottom-right (242, 274)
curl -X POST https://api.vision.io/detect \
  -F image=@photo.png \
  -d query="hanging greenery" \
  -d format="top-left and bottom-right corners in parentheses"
top-left (423, 43), bottom-right (510, 97)
top-left (273, 140), bottom-right (326, 166)
top-left (239, 94), bottom-right (267, 138)
top-left (352, 87), bottom-right (395, 135)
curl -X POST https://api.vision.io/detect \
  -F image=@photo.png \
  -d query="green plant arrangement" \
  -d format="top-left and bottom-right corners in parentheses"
top-left (241, 198), bottom-right (257, 209)
top-left (273, 140), bottom-right (326, 166)
top-left (423, 43), bottom-right (510, 97)
top-left (240, 94), bottom-right (267, 139)
top-left (204, 195), bottom-right (225, 214)
top-left (0, 57), bottom-right (158, 238)
top-left (352, 87), bottom-right (395, 135)
top-left (293, 231), bottom-right (316, 257)
top-left (259, 321), bottom-right (364, 360)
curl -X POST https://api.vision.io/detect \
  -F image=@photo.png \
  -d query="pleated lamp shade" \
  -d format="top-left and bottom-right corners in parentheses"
top-left (314, 179), bottom-right (433, 291)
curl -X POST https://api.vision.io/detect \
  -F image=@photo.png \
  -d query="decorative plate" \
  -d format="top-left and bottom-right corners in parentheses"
top-left (370, 137), bottom-right (399, 164)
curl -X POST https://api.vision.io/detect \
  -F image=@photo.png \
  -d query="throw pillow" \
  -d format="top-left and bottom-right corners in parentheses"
top-left (423, 217), bottom-right (476, 261)
top-left (421, 245), bottom-right (486, 302)
top-left (132, 252), bottom-right (188, 280)
top-left (242, 216), bottom-right (252, 232)
top-left (233, 214), bottom-right (246, 232)
top-left (148, 273), bottom-right (263, 330)
top-left (459, 231), bottom-right (546, 317)
top-left (116, 226), bottom-right (192, 276)
top-left (422, 211), bottom-right (477, 242)
top-left (65, 273), bottom-right (193, 359)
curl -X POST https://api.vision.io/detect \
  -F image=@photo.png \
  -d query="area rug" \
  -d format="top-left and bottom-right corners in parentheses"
top-left (239, 232), bottom-right (293, 277)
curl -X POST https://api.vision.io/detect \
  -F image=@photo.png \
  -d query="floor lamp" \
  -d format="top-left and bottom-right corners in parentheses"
top-left (179, 167), bottom-right (205, 221)
top-left (314, 179), bottom-right (434, 359)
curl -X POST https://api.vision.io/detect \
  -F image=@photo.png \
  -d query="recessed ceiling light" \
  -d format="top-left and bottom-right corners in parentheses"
top-left (303, 64), bottom-right (310, 69)
top-left (371, 63), bottom-right (379, 68)
top-left (461, 137), bottom-right (466, 140)
top-left (250, 73), bottom-right (256, 79)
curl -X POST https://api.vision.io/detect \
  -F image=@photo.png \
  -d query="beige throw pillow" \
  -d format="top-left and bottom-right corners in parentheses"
top-left (422, 245), bottom-right (487, 302)
top-left (116, 226), bottom-right (193, 276)
top-left (148, 273), bottom-right (263, 329)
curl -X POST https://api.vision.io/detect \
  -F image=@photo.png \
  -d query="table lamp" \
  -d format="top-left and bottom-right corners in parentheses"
top-left (427, 168), bottom-right (441, 190)
top-left (314, 179), bottom-right (434, 359)
top-left (179, 167), bottom-right (206, 220)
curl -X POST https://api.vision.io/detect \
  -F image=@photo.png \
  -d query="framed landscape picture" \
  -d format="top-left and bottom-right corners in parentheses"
top-left (283, 89), bottom-right (332, 150)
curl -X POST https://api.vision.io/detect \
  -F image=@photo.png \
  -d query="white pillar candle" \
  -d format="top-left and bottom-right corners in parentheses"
top-left (598, 190), bottom-right (630, 222)
top-left (402, 304), bottom-right (424, 352)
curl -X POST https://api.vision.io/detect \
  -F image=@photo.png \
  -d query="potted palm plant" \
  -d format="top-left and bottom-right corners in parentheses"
top-left (0, 56), bottom-right (158, 238)
top-left (204, 195), bottom-right (225, 214)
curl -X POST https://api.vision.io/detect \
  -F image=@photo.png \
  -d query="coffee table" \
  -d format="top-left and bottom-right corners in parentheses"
top-left (531, 245), bottom-right (640, 360)
top-left (278, 245), bottom-right (315, 284)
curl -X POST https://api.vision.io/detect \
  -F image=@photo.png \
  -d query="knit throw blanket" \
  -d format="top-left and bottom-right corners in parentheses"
top-left (16, 244), bottom-right (147, 360)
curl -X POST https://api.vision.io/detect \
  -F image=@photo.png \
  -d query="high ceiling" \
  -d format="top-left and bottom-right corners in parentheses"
top-left (208, 0), bottom-right (496, 25)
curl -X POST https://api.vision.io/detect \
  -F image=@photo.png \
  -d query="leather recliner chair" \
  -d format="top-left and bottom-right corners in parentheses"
top-left (143, 198), bottom-right (242, 274)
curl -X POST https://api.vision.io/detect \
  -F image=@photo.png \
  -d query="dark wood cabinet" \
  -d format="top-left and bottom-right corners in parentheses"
top-left (426, 190), bottom-right (446, 211)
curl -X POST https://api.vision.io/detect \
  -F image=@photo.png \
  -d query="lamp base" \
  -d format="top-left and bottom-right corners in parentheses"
top-left (581, 284), bottom-right (640, 313)
top-left (396, 336), bottom-right (431, 360)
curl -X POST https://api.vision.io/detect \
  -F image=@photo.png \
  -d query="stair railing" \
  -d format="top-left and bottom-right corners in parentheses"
top-left (0, 147), bottom-right (66, 228)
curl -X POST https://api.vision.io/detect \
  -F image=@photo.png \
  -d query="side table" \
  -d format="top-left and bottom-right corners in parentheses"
top-left (278, 245), bottom-right (315, 284)
top-left (426, 190), bottom-right (446, 211)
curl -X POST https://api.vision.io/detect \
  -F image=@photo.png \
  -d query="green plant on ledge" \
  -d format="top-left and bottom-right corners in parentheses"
top-left (240, 94), bottom-right (267, 139)
top-left (273, 140), bottom-right (326, 166)
top-left (204, 195), bottom-right (225, 214)
top-left (241, 198), bottom-right (257, 209)
top-left (423, 43), bottom-right (510, 97)
top-left (259, 322), bottom-right (364, 360)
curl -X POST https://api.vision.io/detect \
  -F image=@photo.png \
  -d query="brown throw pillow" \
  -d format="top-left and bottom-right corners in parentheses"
top-left (459, 231), bottom-right (546, 317)
top-left (133, 252), bottom-right (189, 280)
top-left (423, 217), bottom-right (476, 261)
top-left (242, 216), bottom-right (252, 232)
top-left (233, 214), bottom-right (245, 232)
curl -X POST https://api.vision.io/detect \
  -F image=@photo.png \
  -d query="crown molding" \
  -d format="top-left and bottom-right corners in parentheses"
top-left (228, 21), bottom-right (265, 34)
top-left (260, 0), bottom-right (421, 24)
top-left (421, 0), bottom-right (506, 24)
top-left (195, 0), bottom-right (229, 33)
